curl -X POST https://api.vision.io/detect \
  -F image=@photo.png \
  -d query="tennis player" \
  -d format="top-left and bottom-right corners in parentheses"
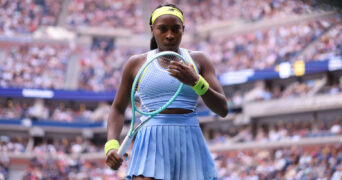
top-left (105, 4), bottom-right (228, 180)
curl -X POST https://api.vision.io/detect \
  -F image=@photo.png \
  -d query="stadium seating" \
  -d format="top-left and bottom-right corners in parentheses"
top-left (0, 0), bottom-right (342, 179)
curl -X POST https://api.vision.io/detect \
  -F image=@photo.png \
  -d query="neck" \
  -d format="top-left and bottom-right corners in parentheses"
top-left (157, 47), bottom-right (180, 53)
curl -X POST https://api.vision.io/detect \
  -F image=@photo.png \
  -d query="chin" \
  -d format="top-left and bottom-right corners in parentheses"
top-left (161, 46), bottom-right (178, 52)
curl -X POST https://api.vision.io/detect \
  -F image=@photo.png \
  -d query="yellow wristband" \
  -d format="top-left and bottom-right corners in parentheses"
top-left (192, 75), bottom-right (209, 96)
top-left (104, 139), bottom-right (120, 155)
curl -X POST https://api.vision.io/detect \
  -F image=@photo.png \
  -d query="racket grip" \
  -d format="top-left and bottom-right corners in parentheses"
top-left (117, 135), bottom-right (133, 157)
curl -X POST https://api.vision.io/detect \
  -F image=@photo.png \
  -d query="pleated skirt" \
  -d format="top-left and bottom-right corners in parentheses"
top-left (126, 112), bottom-right (218, 180)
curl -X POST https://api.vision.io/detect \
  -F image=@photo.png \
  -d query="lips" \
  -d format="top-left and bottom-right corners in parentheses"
top-left (164, 43), bottom-right (175, 47)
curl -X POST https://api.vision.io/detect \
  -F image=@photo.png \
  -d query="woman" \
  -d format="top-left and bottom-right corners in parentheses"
top-left (105, 4), bottom-right (228, 180)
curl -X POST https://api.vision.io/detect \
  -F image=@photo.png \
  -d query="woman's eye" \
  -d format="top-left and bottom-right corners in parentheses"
top-left (159, 26), bottom-right (168, 33)
top-left (171, 26), bottom-right (180, 33)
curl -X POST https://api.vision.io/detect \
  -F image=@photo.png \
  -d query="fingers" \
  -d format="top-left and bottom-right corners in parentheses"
top-left (167, 61), bottom-right (199, 86)
top-left (105, 150), bottom-right (124, 170)
top-left (106, 158), bottom-right (121, 170)
top-left (168, 61), bottom-right (190, 74)
top-left (170, 60), bottom-right (188, 68)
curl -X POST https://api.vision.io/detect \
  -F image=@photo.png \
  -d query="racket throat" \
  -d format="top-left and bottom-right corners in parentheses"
top-left (140, 115), bottom-right (149, 122)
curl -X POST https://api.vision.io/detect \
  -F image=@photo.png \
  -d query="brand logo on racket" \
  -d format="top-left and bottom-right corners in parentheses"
top-left (201, 84), bottom-right (205, 90)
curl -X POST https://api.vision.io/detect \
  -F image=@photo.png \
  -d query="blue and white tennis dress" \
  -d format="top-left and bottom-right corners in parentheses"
top-left (126, 48), bottom-right (218, 180)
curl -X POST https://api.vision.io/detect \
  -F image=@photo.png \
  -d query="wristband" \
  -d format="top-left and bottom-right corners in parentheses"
top-left (104, 139), bottom-right (120, 155)
top-left (192, 75), bottom-right (209, 96)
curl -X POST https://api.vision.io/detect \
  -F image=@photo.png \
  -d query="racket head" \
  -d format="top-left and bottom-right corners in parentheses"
top-left (119, 51), bottom-right (186, 157)
top-left (130, 51), bottom-right (186, 117)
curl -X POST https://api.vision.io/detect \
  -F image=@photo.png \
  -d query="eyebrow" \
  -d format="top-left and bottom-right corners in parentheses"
top-left (156, 24), bottom-right (181, 28)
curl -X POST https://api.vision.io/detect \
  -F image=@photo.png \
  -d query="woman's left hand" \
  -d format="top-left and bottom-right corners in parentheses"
top-left (168, 61), bottom-right (198, 86)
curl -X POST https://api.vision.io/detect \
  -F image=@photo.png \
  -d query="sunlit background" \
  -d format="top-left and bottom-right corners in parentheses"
top-left (0, 0), bottom-right (342, 179)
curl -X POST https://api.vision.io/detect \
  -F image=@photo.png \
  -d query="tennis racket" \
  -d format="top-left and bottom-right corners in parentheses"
top-left (117, 51), bottom-right (186, 157)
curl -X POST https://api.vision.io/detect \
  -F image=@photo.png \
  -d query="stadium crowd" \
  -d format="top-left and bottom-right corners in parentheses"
top-left (21, 157), bottom-right (127, 180)
top-left (0, 13), bottom-right (340, 91)
top-left (65, 0), bottom-right (329, 33)
top-left (1, 119), bottom-right (341, 179)
top-left (208, 119), bottom-right (342, 145)
top-left (0, 0), bottom-right (331, 36)
top-left (73, 16), bottom-right (341, 91)
top-left (78, 42), bottom-right (146, 91)
top-left (154, 0), bottom-right (331, 33)
top-left (76, 18), bottom-right (340, 91)
top-left (0, 136), bottom-right (10, 180)
top-left (0, 75), bottom-right (341, 122)
top-left (1, 117), bottom-right (341, 155)
top-left (229, 76), bottom-right (342, 107)
top-left (186, 19), bottom-right (336, 73)
top-left (0, 76), bottom-right (341, 123)
top-left (299, 23), bottom-right (342, 62)
top-left (0, 99), bottom-right (111, 122)
top-left (65, 0), bottom-right (145, 34)
top-left (0, 135), bottom-right (119, 179)
top-left (0, 43), bottom-right (73, 89)
top-left (0, 0), bottom-right (341, 179)
top-left (0, 0), bottom-right (61, 35)
top-left (214, 145), bottom-right (342, 179)
top-left (13, 145), bottom-right (342, 179)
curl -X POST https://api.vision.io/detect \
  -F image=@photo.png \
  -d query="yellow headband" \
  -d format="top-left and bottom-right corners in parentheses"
top-left (151, 6), bottom-right (184, 25)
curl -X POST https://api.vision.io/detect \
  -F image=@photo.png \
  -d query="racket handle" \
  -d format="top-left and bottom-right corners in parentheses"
top-left (117, 135), bottom-right (133, 157)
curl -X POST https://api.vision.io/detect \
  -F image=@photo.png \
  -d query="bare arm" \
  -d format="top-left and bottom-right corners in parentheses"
top-left (195, 52), bottom-right (228, 117)
top-left (105, 55), bottom-right (144, 170)
top-left (106, 55), bottom-right (142, 141)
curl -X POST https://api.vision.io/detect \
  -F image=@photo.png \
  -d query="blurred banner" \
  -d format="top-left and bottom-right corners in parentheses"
top-left (219, 56), bottom-right (342, 86)
top-left (1, 56), bottom-right (341, 101)
top-left (0, 88), bottom-right (116, 101)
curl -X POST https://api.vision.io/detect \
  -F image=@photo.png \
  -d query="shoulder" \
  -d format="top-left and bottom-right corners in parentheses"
top-left (125, 53), bottom-right (147, 67)
top-left (187, 50), bottom-right (207, 58)
top-left (187, 50), bottom-right (211, 63)
top-left (122, 52), bottom-right (148, 77)
top-left (187, 50), bottom-right (212, 73)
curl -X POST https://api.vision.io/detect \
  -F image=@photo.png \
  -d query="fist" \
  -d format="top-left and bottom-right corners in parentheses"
top-left (168, 61), bottom-right (199, 86)
top-left (105, 149), bottom-right (127, 170)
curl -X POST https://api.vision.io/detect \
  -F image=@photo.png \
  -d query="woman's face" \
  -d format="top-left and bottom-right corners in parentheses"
top-left (151, 14), bottom-right (184, 52)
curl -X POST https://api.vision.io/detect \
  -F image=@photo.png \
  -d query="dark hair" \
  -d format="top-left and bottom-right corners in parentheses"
top-left (149, 3), bottom-right (184, 50)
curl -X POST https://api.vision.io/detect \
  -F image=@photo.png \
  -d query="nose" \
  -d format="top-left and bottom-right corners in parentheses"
top-left (166, 30), bottom-right (174, 41)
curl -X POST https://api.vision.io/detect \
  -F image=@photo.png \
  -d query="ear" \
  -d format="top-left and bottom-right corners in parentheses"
top-left (150, 25), bottom-right (154, 34)
top-left (182, 25), bottom-right (185, 32)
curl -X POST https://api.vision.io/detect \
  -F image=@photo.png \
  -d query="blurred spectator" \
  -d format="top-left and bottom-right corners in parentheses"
top-left (331, 164), bottom-right (342, 180)
top-left (0, 43), bottom-right (72, 89)
top-left (66, 0), bottom-right (144, 33)
top-left (150, 0), bottom-right (329, 32)
top-left (64, 0), bottom-right (331, 34)
top-left (91, 102), bottom-right (110, 122)
top-left (208, 118), bottom-right (342, 145)
top-left (299, 23), bottom-right (342, 62)
top-left (185, 19), bottom-right (335, 74)
top-left (0, 0), bottom-right (62, 35)
top-left (76, 17), bottom-right (341, 91)
top-left (0, 99), bottom-right (112, 123)
top-left (214, 145), bottom-right (342, 179)
top-left (330, 120), bottom-right (341, 135)
top-left (0, 124), bottom-right (341, 179)
top-left (0, 136), bottom-right (10, 180)
top-left (78, 46), bottom-right (146, 91)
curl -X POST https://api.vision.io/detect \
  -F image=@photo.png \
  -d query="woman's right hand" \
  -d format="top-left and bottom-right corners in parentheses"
top-left (105, 149), bottom-right (125, 170)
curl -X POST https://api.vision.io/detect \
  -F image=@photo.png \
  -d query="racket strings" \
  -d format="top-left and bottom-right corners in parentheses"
top-left (135, 54), bottom-right (183, 113)
top-left (158, 54), bottom-right (182, 69)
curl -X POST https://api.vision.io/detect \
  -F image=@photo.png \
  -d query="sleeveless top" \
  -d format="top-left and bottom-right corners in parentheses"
top-left (137, 48), bottom-right (199, 112)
